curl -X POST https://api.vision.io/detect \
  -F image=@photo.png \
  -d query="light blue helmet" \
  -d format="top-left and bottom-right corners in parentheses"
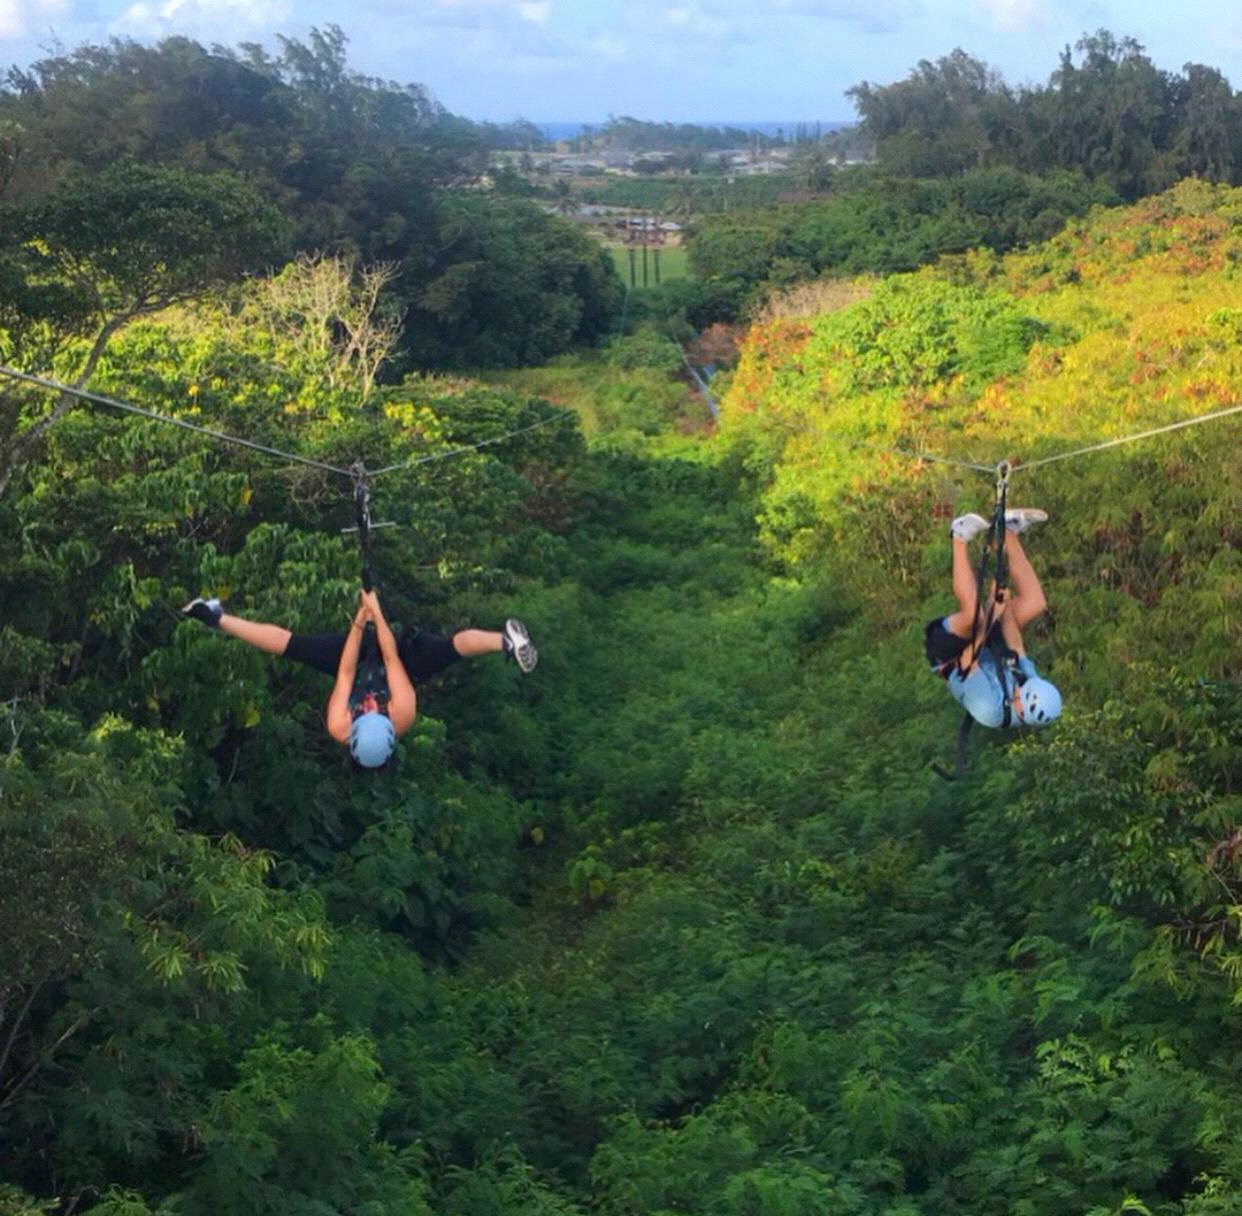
top-left (1019, 677), bottom-right (1061, 726)
top-left (349, 711), bottom-right (395, 767)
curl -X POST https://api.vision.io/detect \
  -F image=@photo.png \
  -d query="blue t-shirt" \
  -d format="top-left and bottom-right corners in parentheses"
top-left (947, 653), bottom-right (1036, 728)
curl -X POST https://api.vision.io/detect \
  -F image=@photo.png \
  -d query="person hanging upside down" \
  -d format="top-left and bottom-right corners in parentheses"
top-left (181, 588), bottom-right (537, 768)
top-left (923, 509), bottom-right (1061, 729)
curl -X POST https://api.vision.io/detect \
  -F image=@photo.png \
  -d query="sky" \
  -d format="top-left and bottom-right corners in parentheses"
top-left (3, 0), bottom-right (1242, 123)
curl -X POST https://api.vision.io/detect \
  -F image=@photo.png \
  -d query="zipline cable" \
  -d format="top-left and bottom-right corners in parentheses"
top-left (368, 412), bottom-right (570, 478)
top-left (1011, 403), bottom-right (1242, 473)
top-left (763, 401), bottom-right (1242, 479)
top-left (0, 365), bottom-right (354, 478)
top-left (767, 415), bottom-right (996, 475)
top-left (10, 360), bottom-right (1238, 489)
top-left (0, 365), bottom-right (571, 483)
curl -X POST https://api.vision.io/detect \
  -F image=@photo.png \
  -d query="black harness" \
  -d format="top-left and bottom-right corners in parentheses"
top-left (933, 462), bottom-right (1016, 781)
top-left (351, 460), bottom-right (376, 593)
top-left (348, 461), bottom-right (388, 712)
top-left (350, 622), bottom-right (389, 716)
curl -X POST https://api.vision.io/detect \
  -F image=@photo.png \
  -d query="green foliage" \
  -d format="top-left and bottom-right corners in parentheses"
top-left (178, 1026), bottom-right (430, 1215)
top-left (8, 160), bottom-right (286, 320)
top-left (0, 160), bottom-right (286, 384)
top-left (8, 160), bottom-right (1242, 1216)
top-left (569, 117), bottom-right (785, 156)
top-left (809, 276), bottom-right (1045, 393)
top-left (849, 34), bottom-right (1242, 199)
top-left (606, 331), bottom-right (684, 375)
top-left (685, 168), bottom-right (1117, 320)
top-left (0, 1184), bottom-right (55, 1215)
top-left (0, 30), bottom-right (623, 371)
top-left (407, 195), bottom-right (623, 369)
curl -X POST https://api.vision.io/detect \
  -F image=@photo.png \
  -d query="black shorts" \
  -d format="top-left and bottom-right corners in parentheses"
top-left (923, 617), bottom-right (1009, 676)
top-left (282, 628), bottom-right (462, 684)
top-left (924, 617), bottom-right (967, 673)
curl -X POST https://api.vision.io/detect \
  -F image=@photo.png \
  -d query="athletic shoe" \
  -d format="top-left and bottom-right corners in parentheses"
top-left (950, 513), bottom-right (990, 542)
top-left (182, 597), bottom-right (222, 628)
top-left (502, 618), bottom-right (538, 673)
top-left (1004, 508), bottom-right (1048, 534)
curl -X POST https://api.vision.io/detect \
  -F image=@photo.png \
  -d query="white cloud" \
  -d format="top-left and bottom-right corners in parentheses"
top-left (767, 0), bottom-right (921, 34)
top-left (583, 31), bottom-right (629, 61)
top-left (517, 0), bottom-right (550, 22)
top-left (659, 2), bottom-right (729, 36)
top-left (977, 0), bottom-right (1048, 33)
top-left (0, 0), bottom-right (24, 38)
top-left (421, 0), bottom-right (550, 20)
top-left (0, 0), bottom-right (71, 41)
top-left (111, 0), bottom-right (292, 40)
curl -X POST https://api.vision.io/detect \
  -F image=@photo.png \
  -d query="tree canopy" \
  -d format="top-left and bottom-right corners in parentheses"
top-left (0, 28), bottom-right (622, 373)
top-left (850, 32), bottom-right (1242, 197)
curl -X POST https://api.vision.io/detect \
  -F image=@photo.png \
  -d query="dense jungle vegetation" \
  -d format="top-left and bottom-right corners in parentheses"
top-left (3, 24), bottom-right (1242, 1216)
top-left (4, 160), bottom-right (1242, 1214)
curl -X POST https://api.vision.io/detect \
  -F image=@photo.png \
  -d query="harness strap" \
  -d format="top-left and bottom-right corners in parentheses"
top-left (350, 622), bottom-right (390, 712)
top-left (963, 461), bottom-right (1010, 676)
top-left (935, 462), bottom-right (1013, 779)
top-left (351, 459), bottom-right (374, 593)
top-left (932, 714), bottom-right (974, 782)
top-left (991, 641), bottom-right (1013, 730)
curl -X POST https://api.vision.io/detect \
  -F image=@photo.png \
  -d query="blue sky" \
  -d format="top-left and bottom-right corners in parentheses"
top-left (3, 0), bottom-right (1242, 123)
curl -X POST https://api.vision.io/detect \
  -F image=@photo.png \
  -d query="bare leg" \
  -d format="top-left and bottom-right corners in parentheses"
top-left (1003, 531), bottom-right (1047, 629)
top-left (998, 608), bottom-right (1027, 657)
top-left (219, 613), bottom-right (292, 656)
top-left (945, 539), bottom-right (982, 638)
top-left (451, 629), bottom-right (502, 658)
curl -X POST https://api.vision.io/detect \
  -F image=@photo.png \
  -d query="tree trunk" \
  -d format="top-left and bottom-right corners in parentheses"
top-left (0, 312), bottom-right (129, 498)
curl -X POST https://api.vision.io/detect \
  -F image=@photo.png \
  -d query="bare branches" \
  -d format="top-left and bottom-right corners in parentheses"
top-left (237, 252), bottom-right (401, 401)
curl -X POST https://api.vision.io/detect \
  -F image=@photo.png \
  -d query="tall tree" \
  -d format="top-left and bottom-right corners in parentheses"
top-left (1163, 62), bottom-right (1239, 185)
top-left (0, 160), bottom-right (286, 494)
top-left (1023, 31), bottom-right (1170, 196)
top-left (849, 49), bottom-right (1014, 175)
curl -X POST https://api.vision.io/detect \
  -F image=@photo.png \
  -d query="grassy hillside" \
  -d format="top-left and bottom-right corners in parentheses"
top-left (721, 179), bottom-right (1242, 688)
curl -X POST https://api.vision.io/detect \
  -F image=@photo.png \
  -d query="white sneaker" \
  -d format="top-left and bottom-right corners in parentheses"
top-left (1005, 508), bottom-right (1048, 534)
top-left (950, 513), bottom-right (989, 542)
top-left (502, 619), bottom-right (537, 673)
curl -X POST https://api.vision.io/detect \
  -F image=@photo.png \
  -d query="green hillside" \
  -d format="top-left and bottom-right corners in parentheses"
top-left (2, 182), bottom-right (1242, 1216)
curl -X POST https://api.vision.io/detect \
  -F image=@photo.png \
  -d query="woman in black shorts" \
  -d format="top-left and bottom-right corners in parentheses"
top-left (182, 590), bottom-right (537, 767)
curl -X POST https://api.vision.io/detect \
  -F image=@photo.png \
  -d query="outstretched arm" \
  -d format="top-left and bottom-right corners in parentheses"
top-left (326, 599), bottom-right (369, 743)
top-left (361, 590), bottom-right (416, 735)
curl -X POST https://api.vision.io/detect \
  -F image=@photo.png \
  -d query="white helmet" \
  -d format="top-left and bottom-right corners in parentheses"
top-left (1019, 677), bottom-right (1061, 726)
